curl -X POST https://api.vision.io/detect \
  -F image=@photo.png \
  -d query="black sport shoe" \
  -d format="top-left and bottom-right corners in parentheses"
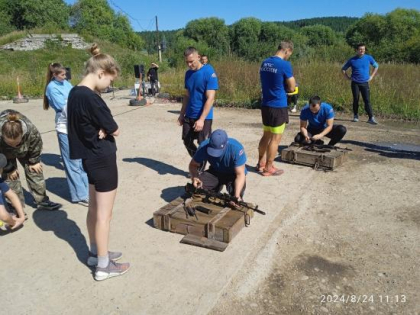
top-left (37, 200), bottom-right (61, 211)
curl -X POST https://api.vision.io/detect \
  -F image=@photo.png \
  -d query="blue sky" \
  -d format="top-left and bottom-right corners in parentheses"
top-left (64, 0), bottom-right (420, 31)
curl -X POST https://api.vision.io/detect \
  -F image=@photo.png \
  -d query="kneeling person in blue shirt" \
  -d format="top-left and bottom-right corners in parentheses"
top-left (189, 129), bottom-right (247, 201)
top-left (294, 96), bottom-right (347, 146)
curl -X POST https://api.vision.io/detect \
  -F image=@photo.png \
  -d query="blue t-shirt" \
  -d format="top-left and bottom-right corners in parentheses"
top-left (260, 56), bottom-right (294, 108)
top-left (300, 103), bottom-right (334, 129)
top-left (0, 178), bottom-right (10, 206)
top-left (46, 79), bottom-right (73, 113)
top-left (193, 138), bottom-right (247, 175)
top-left (342, 54), bottom-right (378, 83)
top-left (184, 64), bottom-right (218, 119)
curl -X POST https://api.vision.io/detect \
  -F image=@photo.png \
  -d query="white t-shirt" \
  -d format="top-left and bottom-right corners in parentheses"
top-left (56, 104), bottom-right (68, 134)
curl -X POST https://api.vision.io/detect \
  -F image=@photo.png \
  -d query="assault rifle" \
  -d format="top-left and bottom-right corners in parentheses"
top-left (185, 183), bottom-right (266, 215)
top-left (299, 142), bottom-right (352, 153)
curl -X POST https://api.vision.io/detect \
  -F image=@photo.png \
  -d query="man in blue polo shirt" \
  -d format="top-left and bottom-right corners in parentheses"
top-left (342, 43), bottom-right (379, 125)
top-left (189, 129), bottom-right (247, 201)
top-left (258, 41), bottom-right (296, 176)
top-left (294, 96), bottom-right (347, 146)
top-left (178, 47), bottom-right (218, 159)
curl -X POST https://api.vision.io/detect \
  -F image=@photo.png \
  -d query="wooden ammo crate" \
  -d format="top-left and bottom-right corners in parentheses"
top-left (153, 195), bottom-right (254, 251)
top-left (281, 143), bottom-right (349, 170)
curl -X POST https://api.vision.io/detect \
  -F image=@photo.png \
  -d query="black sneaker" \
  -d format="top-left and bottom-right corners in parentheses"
top-left (37, 200), bottom-right (61, 211)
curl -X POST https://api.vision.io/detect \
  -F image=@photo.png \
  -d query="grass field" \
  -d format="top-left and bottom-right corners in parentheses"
top-left (160, 59), bottom-right (420, 120)
top-left (1, 33), bottom-right (419, 120)
top-left (0, 33), bottom-right (160, 98)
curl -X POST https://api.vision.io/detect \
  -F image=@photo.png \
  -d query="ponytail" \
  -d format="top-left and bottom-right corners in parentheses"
top-left (43, 62), bottom-right (66, 110)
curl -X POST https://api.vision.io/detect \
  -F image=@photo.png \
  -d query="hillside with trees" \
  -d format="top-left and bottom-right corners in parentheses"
top-left (139, 10), bottom-right (420, 65)
top-left (0, 0), bottom-right (143, 50)
top-left (278, 16), bottom-right (359, 33)
top-left (139, 16), bottom-right (359, 59)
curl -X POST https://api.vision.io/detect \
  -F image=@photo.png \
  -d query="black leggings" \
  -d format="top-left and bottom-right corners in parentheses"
top-left (351, 81), bottom-right (373, 119)
top-left (294, 125), bottom-right (347, 146)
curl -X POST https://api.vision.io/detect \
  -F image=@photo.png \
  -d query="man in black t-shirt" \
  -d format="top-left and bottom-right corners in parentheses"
top-left (147, 62), bottom-right (159, 96)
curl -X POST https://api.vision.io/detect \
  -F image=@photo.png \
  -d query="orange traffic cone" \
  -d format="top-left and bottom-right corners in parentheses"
top-left (13, 77), bottom-right (29, 103)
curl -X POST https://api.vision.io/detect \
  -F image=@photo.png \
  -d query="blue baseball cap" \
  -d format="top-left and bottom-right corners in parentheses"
top-left (207, 129), bottom-right (228, 157)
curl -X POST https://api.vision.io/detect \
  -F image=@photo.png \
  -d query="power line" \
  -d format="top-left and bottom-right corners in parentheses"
top-left (146, 17), bottom-right (155, 31)
top-left (108, 0), bottom-right (148, 31)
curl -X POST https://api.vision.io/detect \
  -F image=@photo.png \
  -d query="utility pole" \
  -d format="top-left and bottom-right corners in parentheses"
top-left (155, 15), bottom-right (162, 62)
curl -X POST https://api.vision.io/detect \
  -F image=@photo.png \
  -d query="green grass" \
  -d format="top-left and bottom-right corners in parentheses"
top-left (1, 33), bottom-right (419, 120)
top-left (0, 31), bottom-right (27, 46)
top-left (0, 35), bottom-right (165, 98)
top-left (159, 59), bottom-right (420, 120)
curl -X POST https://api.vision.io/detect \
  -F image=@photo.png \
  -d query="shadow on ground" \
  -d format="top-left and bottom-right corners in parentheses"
top-left (161, 185), bottom-right (186, 202)
top-left (42, 153), bottom-right (64, 171)
top-left (33, 209), bottom-right (89, 267)
top-left (123, 157), bottom-right (189, 177)
top-left (341, 140), bottom-right (420, 161)
top-left (45, 177), bottom-right (71, 202)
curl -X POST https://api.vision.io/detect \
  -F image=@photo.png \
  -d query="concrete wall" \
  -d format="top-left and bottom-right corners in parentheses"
top-left (0, 34), bottom-right (90, 51)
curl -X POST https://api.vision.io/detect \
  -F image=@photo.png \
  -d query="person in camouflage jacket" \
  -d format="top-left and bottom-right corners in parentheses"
top-left (0, 109), bottom-right (61, 211)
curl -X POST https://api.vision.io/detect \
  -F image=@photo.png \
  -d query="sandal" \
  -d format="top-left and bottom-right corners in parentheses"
top-left (261, 166), bottom-right (284, 176)
top-left (256, 162), bottom-right (266, 173)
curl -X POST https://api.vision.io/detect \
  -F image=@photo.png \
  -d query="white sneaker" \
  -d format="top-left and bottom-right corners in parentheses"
top-left (95, 260), bottom-right (130, 281)
top-left (291, 106), bottom-right (297, 113)
top-left (77, 199), bottom-right (89, 207)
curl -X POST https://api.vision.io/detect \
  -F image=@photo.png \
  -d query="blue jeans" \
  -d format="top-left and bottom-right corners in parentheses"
top-left (57, 132), bottom-right (89, 202)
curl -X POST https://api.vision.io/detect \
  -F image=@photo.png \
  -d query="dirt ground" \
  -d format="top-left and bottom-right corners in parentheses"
top-left (1, 90), bottom-right (419, 315)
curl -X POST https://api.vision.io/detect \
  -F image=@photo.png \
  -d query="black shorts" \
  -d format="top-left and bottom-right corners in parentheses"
top-left (82, 153), bottom-right (118, 192)
top-left (261, 106), bottom-right (289, 127)
top-left (182, 117), bottom-right (212, 143)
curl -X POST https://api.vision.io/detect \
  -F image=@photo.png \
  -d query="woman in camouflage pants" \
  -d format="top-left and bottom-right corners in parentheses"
top-left (0, 109), bottom-right (61, 211)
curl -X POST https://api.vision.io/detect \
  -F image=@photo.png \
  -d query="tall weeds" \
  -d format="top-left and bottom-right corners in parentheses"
top-left (160, 60), bottom-right (420, 120)
top-left (1, 42), bottom-right (419, 120)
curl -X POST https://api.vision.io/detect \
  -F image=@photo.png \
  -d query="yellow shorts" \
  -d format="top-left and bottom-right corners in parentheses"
top-left (263, 123), bottom-right (286, 134)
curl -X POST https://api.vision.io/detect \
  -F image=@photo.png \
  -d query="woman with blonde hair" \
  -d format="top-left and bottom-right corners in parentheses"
top-left (67, 44), bottom-right (130, 281)
top-left (44, 63), bottom-right (89, 206)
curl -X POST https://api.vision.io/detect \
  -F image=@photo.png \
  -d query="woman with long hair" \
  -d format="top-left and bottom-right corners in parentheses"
top-left (67, 44), bottom-right (130, 281)
top-left (44, 63), bottom-right (89, 206)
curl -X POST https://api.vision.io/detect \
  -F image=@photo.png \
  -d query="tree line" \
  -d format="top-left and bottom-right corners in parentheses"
top-left (0, 0), bottom-right (143, 50)
top-left (140, 9), bottom-right (420, 65)
top-left (0, 1), bottom-right (419, 65)
top-left (278, 17), bottom-right (358, 33)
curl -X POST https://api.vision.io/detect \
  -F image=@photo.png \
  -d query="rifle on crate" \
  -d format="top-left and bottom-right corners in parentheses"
top-left (185, 183), bottom-right (266, 215)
